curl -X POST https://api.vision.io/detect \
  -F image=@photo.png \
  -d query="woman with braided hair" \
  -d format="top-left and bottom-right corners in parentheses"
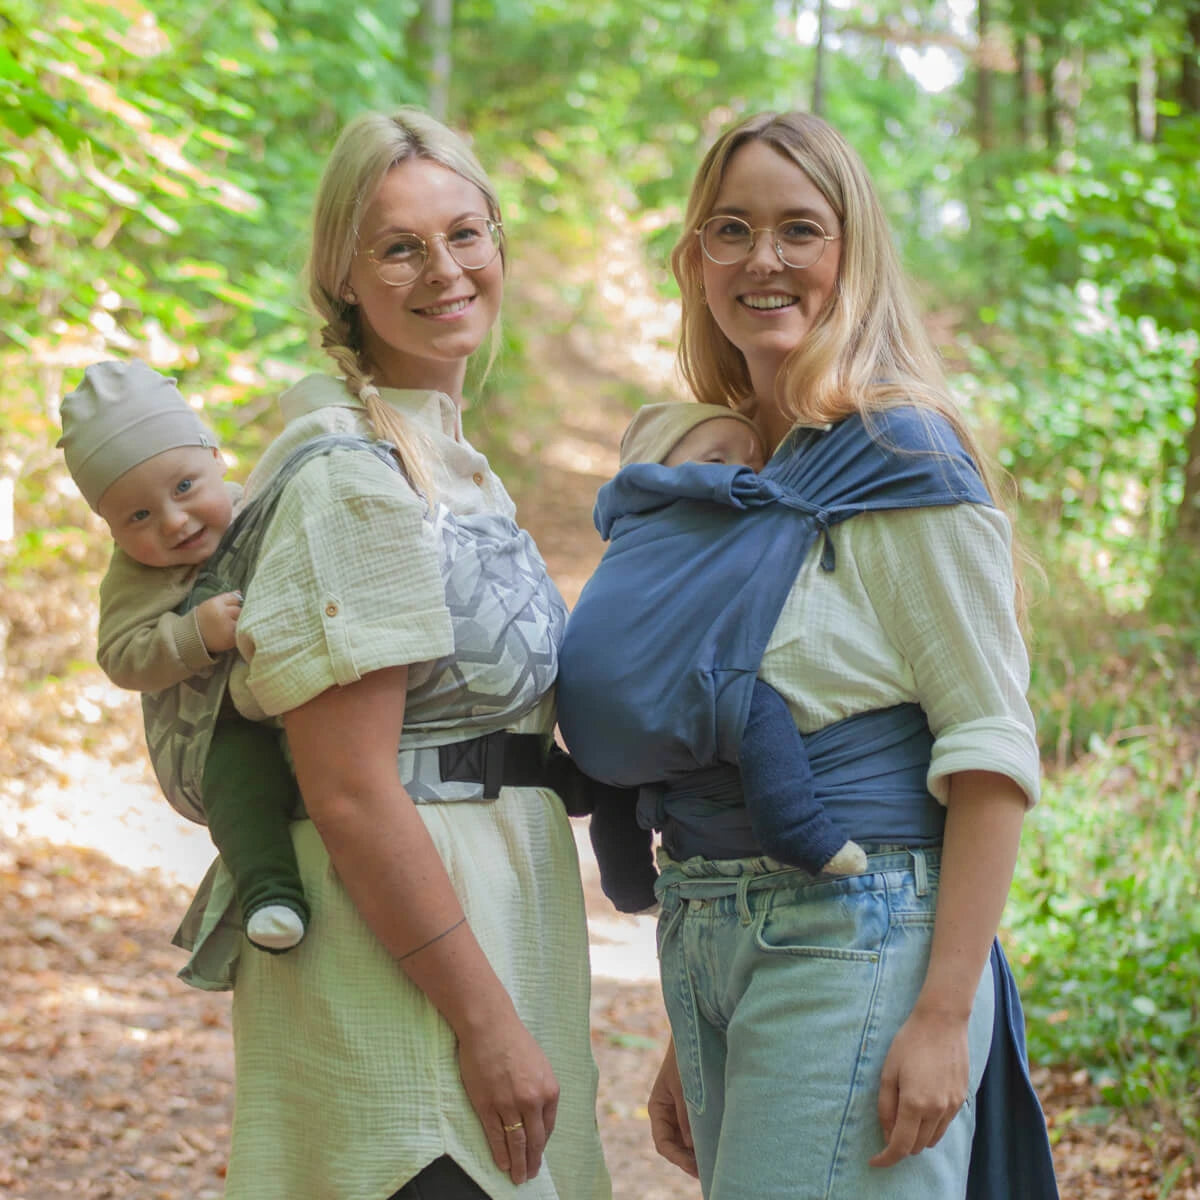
top-left (209, 109), bottom-right (610, 1200)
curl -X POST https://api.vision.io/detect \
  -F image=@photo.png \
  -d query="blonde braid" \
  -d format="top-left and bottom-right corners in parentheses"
top-left (317, 309), bottom-right (436, 500)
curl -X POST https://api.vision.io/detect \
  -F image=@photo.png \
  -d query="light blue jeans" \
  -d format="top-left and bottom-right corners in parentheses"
top-left (655, 847), bottom-right (994, 1200)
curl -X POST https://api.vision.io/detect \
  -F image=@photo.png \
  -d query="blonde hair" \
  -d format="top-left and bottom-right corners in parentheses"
top-left (305, 108), bottom-right (506, 495)
top-left (671, 111), bottom-right (1029, 618)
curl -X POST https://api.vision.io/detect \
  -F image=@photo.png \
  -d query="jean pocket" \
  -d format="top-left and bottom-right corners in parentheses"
top-left (754, 888), bottom-right (887, 963)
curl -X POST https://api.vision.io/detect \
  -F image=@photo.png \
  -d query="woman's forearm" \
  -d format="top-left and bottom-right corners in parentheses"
top-left (870, 769), bottom-right (1029, 1167)
top-left (284, 664), bottom-right (560, 1183)
top-left (915, 769), bottom-right (1027, 1020)
top-left (283, 665), bottom-right (516, 1036)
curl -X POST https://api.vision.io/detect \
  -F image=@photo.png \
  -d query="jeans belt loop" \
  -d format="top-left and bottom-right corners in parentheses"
top-left (909, 847), bottom-right (929, 897)
top-left (736, 874), bottom-right (754, 927)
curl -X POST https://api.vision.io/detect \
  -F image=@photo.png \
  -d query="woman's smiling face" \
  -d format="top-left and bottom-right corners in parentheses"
top-left (344, 157), bottom-right (503, 399)
top-left (700, 139), bottom-right (842, 406)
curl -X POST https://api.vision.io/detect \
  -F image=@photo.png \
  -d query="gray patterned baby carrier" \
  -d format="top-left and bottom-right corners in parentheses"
top-left (143, 431), bottom-right (568, 826)
top-left (161, 431), bottom-right (568, 989)
top-left (141, 434), bottom-right (398, 825)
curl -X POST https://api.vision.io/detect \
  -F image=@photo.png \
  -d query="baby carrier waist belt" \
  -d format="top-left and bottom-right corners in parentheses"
top-left (437, 731), bottom-right (550, 798)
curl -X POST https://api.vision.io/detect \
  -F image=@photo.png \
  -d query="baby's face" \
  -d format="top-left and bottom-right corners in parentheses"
top-left (97, 445), bottom-right (232, 569)
top-left (663, 417), bottom-right (766, 472)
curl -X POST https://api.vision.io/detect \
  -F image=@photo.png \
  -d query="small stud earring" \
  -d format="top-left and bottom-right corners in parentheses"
top-left (343, 288), bottom-right (358, 304)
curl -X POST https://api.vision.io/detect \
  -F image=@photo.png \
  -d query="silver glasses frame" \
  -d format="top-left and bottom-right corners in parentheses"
top-left (361, 217), bottom-right (503, 286)
top-left (696, 214), bottom-right (840, 270)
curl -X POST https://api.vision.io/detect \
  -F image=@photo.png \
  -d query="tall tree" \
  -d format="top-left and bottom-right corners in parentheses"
top-left (812, 0), bottom-right (829, 115)
top-left (428, 0), bottom-right (454, 119)
top-left (1163, 0), bottom-right (1200, 576)
top-left (975, 0), bottom-right (994, 151)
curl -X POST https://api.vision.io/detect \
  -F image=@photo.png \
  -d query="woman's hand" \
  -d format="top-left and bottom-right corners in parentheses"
top-left (648, 1040), bottom-right (698, 1177)
top-left (458, 1018), bottom-right (560, 1184)
top-left (870, 1005), bottom-right (970, 1168)
top-left (871, 770), bottom-right (1026, 1170)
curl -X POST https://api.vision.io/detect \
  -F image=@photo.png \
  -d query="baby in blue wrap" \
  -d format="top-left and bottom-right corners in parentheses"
top-left (571, 402), bottom-right (866, 912)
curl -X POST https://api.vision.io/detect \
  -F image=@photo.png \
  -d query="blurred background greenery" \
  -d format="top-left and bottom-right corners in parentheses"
top-left (3, 0), bottom-right (1198, 1165)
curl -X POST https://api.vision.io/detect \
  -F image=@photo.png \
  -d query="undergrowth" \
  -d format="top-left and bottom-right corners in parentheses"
top-left (1012, 565), bottom-right (1200, 1155)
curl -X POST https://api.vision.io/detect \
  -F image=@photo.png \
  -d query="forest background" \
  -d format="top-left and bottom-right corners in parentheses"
top-left (2, 0), bottom-right (1199, 1193)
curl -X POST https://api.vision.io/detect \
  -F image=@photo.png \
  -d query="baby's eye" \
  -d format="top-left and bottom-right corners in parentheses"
top-left (176, 478), bottom-right (194, 495)
top-left (130, 509), bottom-right (150, 524)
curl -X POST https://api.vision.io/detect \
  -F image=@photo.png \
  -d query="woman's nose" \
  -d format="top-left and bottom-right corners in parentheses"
top-left (744, 233), bottom-right (782, 274)
top-left (423, 234), bottom-right (464, 282)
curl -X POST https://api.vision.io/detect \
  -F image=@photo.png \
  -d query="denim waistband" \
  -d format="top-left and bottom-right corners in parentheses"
top-left (656, 844), bottom-right (941, 901)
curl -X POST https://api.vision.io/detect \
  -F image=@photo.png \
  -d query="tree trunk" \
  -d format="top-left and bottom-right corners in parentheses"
top-left (1040, 36), bottom-right (1060, 149)
top-left (427, 0), bottom-right (453, 120)
top-left (1183, 4), bottom-right (1200, 112)
top-left (1053, 47), bottom-right (1083, 151)
top-left (975, 0), bottom-right (994, 150)
top-left (812, 0), bottom-right (828, 116)
top-left (1016, 34), bottom-right (1037, 148)
top-left (1131, 49), bottom-right (1157, 142)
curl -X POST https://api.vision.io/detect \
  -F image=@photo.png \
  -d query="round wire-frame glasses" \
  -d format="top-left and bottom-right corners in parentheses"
top-left (696, 214), bottom-right (840, 270)
top-left (361, 217), bottom-right (503, 286)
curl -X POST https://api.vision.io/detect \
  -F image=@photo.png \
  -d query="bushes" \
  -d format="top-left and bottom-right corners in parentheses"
top-left (960, 269), bottom-right (1200, 1155)
top-left (1009, 724), bottom-right (1200, 1142)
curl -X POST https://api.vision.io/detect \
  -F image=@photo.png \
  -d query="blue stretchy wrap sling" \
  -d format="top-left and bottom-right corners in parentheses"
top-left (556, 406), bottom-right (1058, 1199)
top-left (558, 406), bottom-right (989, 789)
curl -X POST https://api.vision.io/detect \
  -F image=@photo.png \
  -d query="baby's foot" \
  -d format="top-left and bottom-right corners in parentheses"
top-left (246, 903), bottom-right (306, 951)
top-left (822, 840), bottom-right (868, 876)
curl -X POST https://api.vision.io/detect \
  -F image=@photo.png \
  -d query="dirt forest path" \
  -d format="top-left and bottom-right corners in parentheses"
top-left (1, 304), bottom-right (1194, 1195)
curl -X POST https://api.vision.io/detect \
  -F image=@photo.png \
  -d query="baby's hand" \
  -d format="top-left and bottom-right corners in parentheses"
top-left (195, 591), bottom-right (243, 654)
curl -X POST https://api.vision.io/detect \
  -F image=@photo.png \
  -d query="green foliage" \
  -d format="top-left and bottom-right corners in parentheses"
top-left (965, 119), bottom-right (1200, 629)
top-left (959, 282), bottom-right (1199, 612)
top-left (987, 121), bottom-right (1200, 336)
top-left (1025, 591), bottom-right (1200, 762)
top-left (1009, 728), bottom-right (1200, 1141)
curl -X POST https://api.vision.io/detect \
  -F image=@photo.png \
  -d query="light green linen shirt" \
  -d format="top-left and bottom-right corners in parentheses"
top-left (761, 501), bottom-right (1040, 806)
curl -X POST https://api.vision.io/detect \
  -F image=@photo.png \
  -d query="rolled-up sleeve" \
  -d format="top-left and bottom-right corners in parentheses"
top-left (856, 503), bottom-right (1041, 807)
top-left (235, 449), bottom-right (454, 717)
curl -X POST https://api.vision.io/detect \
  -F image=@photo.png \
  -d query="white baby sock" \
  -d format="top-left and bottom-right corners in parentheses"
top-left (823, 840), bottom-right (868, 876)
top-left (246, 904), bottom-right (306, 950)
